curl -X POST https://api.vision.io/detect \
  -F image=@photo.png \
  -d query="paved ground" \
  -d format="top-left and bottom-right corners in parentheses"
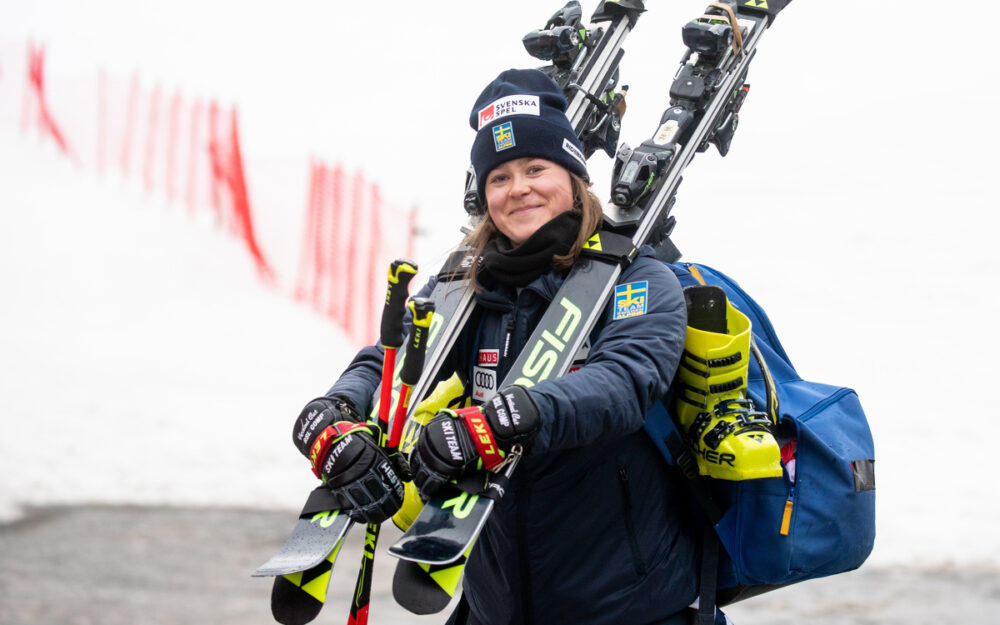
top-left (0, 506), bottom-right (997, 625)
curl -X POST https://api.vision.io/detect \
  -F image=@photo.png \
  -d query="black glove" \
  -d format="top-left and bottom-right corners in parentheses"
top-left (410, 385), bottom-right (540, 498)
top-left (293, 397), bottom-right (404, 524)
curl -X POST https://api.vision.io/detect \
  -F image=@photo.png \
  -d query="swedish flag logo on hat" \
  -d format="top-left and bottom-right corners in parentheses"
top-left (493, 122), bottom-right (515, 152)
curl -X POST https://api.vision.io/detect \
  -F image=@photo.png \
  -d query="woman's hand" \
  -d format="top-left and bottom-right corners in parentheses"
top-left (409, 386), bottom-right (540, 498)
top-left (293, 397), bottom-right (404, 524)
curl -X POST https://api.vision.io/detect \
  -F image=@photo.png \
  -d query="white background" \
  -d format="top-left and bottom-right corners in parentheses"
top-left (1, 0), bottom-right (998, 569)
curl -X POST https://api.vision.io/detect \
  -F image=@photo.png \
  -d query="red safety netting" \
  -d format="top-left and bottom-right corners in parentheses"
top-left (14, 41), bottom-right (418, 346)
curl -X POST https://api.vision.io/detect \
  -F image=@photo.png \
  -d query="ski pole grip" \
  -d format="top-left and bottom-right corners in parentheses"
top-left (399, 298), bottom-right (435, 387)
top-left (380, 259), bottom-right (418, 349)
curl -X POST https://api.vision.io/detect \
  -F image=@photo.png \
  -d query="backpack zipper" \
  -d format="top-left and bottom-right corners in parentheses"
top-left (780, 484), bottom-right (796, 536)
top-left (797, 387), bottom-right (854, 425)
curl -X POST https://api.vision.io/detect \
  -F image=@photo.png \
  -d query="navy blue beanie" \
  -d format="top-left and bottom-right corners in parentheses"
top-left (469, 68), bottom-right (589, 200)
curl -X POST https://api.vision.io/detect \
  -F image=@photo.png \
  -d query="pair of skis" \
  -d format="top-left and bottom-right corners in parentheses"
top-left (254, 0), bottom-right (795, 620)
top-left (253, 249), bottom-right (479, 624)
top-left (388, 0), bottom-right (794, 598)
top-left (253, 256), bottom-right (450, 625)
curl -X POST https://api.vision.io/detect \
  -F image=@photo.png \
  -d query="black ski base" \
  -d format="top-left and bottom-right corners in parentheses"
top-left (271, 575), bottom-right (324, 625)
top-left (392, 559), bottom-right (458, 615)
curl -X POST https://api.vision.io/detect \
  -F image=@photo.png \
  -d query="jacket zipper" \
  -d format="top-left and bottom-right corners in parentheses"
top-left (618, 467), bottom-right (646, 576)
top-left (503, 316), bottom-right (514, 359)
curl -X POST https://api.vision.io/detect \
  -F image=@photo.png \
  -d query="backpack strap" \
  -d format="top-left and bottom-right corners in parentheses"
top-left (660, 404), bottom-right (729, 625)
top-left (749, 337), bottom-right (780, 426)
top-left (579, 230), bottom-right (639, 267)
top-left (660, 418), bottom-right (722, 624)
top-left (698, 527), bottom-right (720, 625)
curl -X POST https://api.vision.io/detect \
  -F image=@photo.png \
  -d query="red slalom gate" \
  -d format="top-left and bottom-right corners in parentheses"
top-left (208, 109), bottom-right (274, 283)
top-left (21, 42), bottom-right (75, 162)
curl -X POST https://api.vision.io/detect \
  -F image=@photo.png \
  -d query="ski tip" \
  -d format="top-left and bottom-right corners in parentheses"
top-left (252, 557), bottom-right (322, 578)
top-left (392, 560), bottom-right (455, 615)
top-left (387, 532), bottom-right (471, 566)
top-left (271, 575), bottom-right (324, 625)
top-left (252, 561), bottom-right (290, 578)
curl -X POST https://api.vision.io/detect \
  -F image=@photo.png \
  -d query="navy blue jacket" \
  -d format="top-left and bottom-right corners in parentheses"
top-left (329, 248), bottom-right (698, 625)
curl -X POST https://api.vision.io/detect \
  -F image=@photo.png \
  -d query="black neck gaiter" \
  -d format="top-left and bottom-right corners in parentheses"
top-left (480, 211), bottom-right (582, 288)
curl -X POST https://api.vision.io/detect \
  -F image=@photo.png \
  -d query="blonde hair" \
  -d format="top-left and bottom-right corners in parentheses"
top-left (462, 173), bottom-right (604, 291)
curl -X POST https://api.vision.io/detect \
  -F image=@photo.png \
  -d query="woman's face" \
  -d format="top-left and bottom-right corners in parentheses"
top-left (484, 157), bottom-right (574, 245)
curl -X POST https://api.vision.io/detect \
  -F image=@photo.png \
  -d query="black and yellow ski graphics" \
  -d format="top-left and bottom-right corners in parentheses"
top-left (254, 252), bottom-right (475, 625)
top-left (392, 547), bottom-right (472, 615)
top-left (269, 534), bottom-right (348, 625)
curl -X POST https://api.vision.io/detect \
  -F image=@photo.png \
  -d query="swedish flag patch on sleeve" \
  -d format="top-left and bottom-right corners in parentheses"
top-left (614, 281), bottom-right (648, 320)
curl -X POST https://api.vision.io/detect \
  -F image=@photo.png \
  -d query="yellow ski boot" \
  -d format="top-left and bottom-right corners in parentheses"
top-left (674, 285), bottom-right (782, 481)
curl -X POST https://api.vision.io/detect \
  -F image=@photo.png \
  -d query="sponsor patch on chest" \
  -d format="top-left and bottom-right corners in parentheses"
top-left (478, 349), bottom-right (499, 368)
top-left (472, 366), bottom-right (497, 402)
top-left (614, 281), bottom-right (649, 320)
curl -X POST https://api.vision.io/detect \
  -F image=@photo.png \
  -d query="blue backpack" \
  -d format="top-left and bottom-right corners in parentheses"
top-left (644, 262), bottom-right (876, 620)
